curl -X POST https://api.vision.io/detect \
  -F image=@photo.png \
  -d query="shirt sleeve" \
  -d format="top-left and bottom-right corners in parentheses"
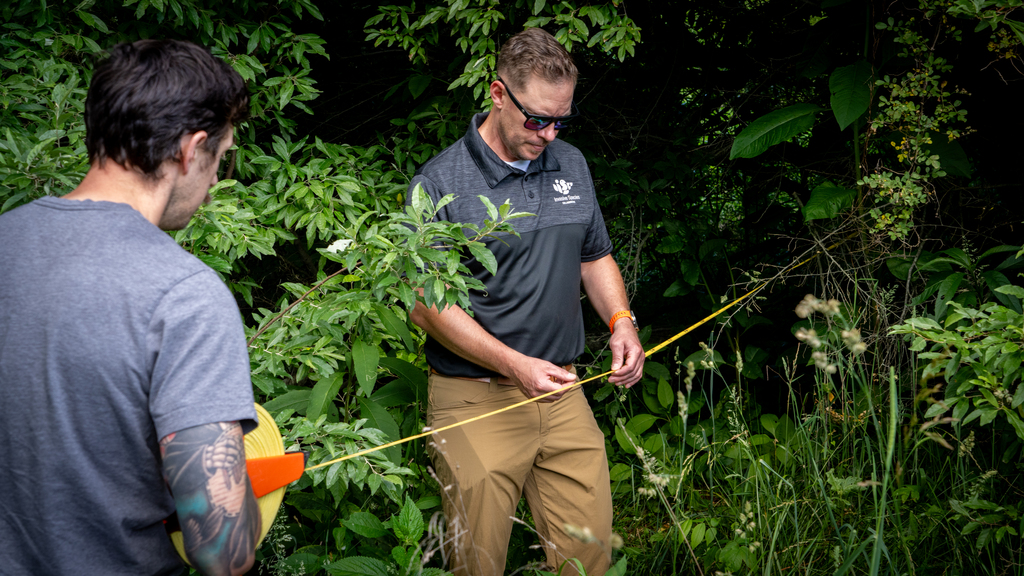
top-left (580, 167), bottom-right (613, 262)
top-left (147, 270), bottom-right (257, 440)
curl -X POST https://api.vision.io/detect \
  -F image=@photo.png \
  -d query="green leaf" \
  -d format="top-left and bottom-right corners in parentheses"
top-left (373, 304), bottom-right (415, 351)
top-left (935, 272), bottom-right (964, 318)
top-left (609, 463), bottom-right (631, 482)
top-left (351, 338), bottom-right (380, 397)
top-left (307, 372), bottom-right (344, 422)
top-left (996, 284), bottom-right (1024, 299)
top-left (983, 270), bottom-right (1021, 313)
top-left (357, 397), bottom-right (401, 464)
top-left (408, 74), bottom-right (431, 99)
top-left (341, 511), bottom-right (389, 539)
top-left (606, 556), bottom-right (628, 576)
top-left (803, 182), bottom-right (856, 221)
top-left (1006, 410), bottom-right (1024, 441)
top-left (829, 60), bottom-right (873, 130)
top-left (326, 556), bottom-right (392, 576)
top-left (657, 378), bottom-right (674, 409)
top-left (392, 495), bottom-right (425, 545)
top-left (263, 389), bottom-right (311, 415)
top-left (729, 104), bottom-right (822, 160)
top-left (378, 357), bottom-right (428, 403)
top-left (467, 241), bottom-right (498, 275)
top-left (625, 413), bottom-right (659, 435)
top-left (532, 0), bottom-right (546, 14)
top-left (922, 133), bottom-right (972, 178)
top-left (614, 425), bottom-right (641, 454)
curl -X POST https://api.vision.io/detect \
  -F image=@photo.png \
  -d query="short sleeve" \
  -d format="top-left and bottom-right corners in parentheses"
top-left (147, 270), bottom-right (257, 440)
top-left (580, 168), bottom-right (612, 262)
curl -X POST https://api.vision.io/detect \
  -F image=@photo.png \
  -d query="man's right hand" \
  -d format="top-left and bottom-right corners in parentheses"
top-left (504, 357), bottom-right (577, 402)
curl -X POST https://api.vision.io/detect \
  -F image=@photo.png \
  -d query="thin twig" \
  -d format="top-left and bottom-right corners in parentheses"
top-left (247, 266), bottom-right (348, 346)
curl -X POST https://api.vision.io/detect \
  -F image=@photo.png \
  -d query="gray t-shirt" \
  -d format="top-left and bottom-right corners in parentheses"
top-left (0, 197), bottom-right (257, 576)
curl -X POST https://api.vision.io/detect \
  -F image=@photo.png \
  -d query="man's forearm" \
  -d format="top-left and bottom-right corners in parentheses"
top-left (409, 298), bottom-right (521, 376)
top-left (160, 422), bottom-right (261, 576)
top-left (581, 254), bottom-right (632, 327)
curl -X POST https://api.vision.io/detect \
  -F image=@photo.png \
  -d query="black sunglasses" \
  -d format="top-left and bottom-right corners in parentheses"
top-left (497, 77), bottom-right (579, 131)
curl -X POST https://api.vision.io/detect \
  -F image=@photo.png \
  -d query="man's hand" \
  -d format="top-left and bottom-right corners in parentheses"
top-left (607, 320), bottom-right (644, 388)
top-left (505, 356), bottom-right (578, 402)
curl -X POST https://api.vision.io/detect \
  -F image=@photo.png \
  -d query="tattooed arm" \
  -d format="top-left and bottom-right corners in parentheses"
top-left (160, 422), bottom-right (261, 576)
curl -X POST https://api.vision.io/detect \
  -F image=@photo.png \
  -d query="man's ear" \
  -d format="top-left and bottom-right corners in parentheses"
top-left (179, 131), bottom-right (209, 175)
top-left (489, 80), bottom-right (505, 111)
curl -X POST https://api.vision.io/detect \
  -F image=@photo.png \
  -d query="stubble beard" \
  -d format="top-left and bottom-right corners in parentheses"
top-left (498, 112), bottom-right (546, 162)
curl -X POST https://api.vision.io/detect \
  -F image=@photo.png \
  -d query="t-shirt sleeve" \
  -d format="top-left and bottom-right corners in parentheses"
top-left (147, 270), bottom-right (257, 440)
top-left (580, 168), bottom-right (613, 262)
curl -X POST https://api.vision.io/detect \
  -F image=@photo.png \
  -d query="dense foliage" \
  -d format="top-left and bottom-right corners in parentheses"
top-left (3, 0), bottom-right (1024, 574)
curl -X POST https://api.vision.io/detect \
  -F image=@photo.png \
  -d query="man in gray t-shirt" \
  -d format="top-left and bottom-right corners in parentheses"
top-left (0, 40), bottom-right (259, 576)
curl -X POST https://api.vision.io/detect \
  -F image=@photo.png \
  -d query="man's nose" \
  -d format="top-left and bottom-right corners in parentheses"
top-left (538, 123), bottom-right (558, 142)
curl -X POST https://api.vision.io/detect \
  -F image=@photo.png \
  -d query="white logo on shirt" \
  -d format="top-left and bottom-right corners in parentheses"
top-left (552, 179), bottom-right (581, 205)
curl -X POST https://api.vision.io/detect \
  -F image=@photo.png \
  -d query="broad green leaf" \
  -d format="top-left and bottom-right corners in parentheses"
top-left (307, 372), bottom-right (344, 422)
top-left (357, 397), bottom-right (401, 464)
top-left (829, 60), bottom-right (873, 130)
top-left (326, 556), bottom-right (392, 576)
top-left (657, 378), bottom-right (674, 409)
top-left (351, 338), bottom-right (380, 397)
top-left (690, 522), bottom-right (706, 547)
top-left (378, 357), bottom-right (428, 403)
top-left (609, 463), bottom-right (631, 482)
top-left (996, 285), bottom-right (1024, 299)
top-left (1006, 410), bottom-right (1024, 441)
top-left (614, 425), bottom-right (641, 454)
top-left (625, 413), bottom-right (659, 435)
top-left (923, 132), bottom-right (972, 178)
top-left (983, 270), bottom-right (1021, 313)
top-left (392, 495), bottom-right (425, 545)
top-left (408, 74), bottom-right (431, 99)
top-left (370, 377), bottom-right (417, 408)
top-left (935, 272), bottom-right (964, 318)
top-left (803, 182), bottom-right (856, 221)
top-left (467, 241), bottom-right (498, 275)
top-left (606, 556), bottom-right (628, 576)
top-left (373, 304), bottom-right (415, 351)
top-left (340, 511), bottom-right (389, 539)
top-left (263, 389), bottom-right (311, 415)
top-left (729, 104), bottom-right (822, 160)
top-left (477, 195), bottom-right (499, 221)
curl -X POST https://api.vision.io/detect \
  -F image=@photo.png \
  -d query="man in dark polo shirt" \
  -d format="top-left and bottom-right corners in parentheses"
top-left (408, 27), bottom-right (644, 576)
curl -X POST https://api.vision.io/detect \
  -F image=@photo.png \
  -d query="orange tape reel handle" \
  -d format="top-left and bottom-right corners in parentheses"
top-left (246, 451), bottom-right (307, 498)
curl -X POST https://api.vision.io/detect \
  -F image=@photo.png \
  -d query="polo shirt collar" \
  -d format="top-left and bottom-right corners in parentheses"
top-left (465, 112), bottom-right (561, 189)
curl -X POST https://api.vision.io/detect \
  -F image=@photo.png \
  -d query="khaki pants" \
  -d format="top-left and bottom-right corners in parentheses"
top-left (427, 370), bottom-right (613, 576)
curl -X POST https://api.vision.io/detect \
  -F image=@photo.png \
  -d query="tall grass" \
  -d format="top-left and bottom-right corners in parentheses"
top-left (607, 295), bottom-right (1021, 576)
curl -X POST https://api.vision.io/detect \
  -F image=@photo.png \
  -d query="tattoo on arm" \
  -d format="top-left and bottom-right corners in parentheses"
top-left (161, 422), bottom-right (261, 576)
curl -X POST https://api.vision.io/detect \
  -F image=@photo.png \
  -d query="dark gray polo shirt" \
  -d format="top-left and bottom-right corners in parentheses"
top-left (409, 113), bottom-right (612, 378)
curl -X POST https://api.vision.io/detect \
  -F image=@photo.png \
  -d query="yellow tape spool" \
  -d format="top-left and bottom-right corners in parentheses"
top-left (170, 403), bottom-right (286, 564)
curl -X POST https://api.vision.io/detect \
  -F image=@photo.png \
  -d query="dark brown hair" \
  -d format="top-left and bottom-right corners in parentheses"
top-left (496, 28), bottom-right (578, 92)
top-left (85, 39), bottom-right (249, 178)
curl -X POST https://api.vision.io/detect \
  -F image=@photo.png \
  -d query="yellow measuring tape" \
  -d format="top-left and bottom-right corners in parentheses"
top-left (303, 249), bottom-right (823, 473)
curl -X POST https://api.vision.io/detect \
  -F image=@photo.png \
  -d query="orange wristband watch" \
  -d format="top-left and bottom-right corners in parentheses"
top-left (609, 310), bottom-right (638, 333)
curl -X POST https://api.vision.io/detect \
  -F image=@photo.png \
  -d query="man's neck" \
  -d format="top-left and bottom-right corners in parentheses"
top-left (64, 161), bottom-right (171, 226)
top-left (477, 111), bottom-right (517, 163)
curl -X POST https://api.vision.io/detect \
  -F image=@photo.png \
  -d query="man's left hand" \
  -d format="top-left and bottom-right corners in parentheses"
top-left (608, 325), bottom-right (644, 387)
